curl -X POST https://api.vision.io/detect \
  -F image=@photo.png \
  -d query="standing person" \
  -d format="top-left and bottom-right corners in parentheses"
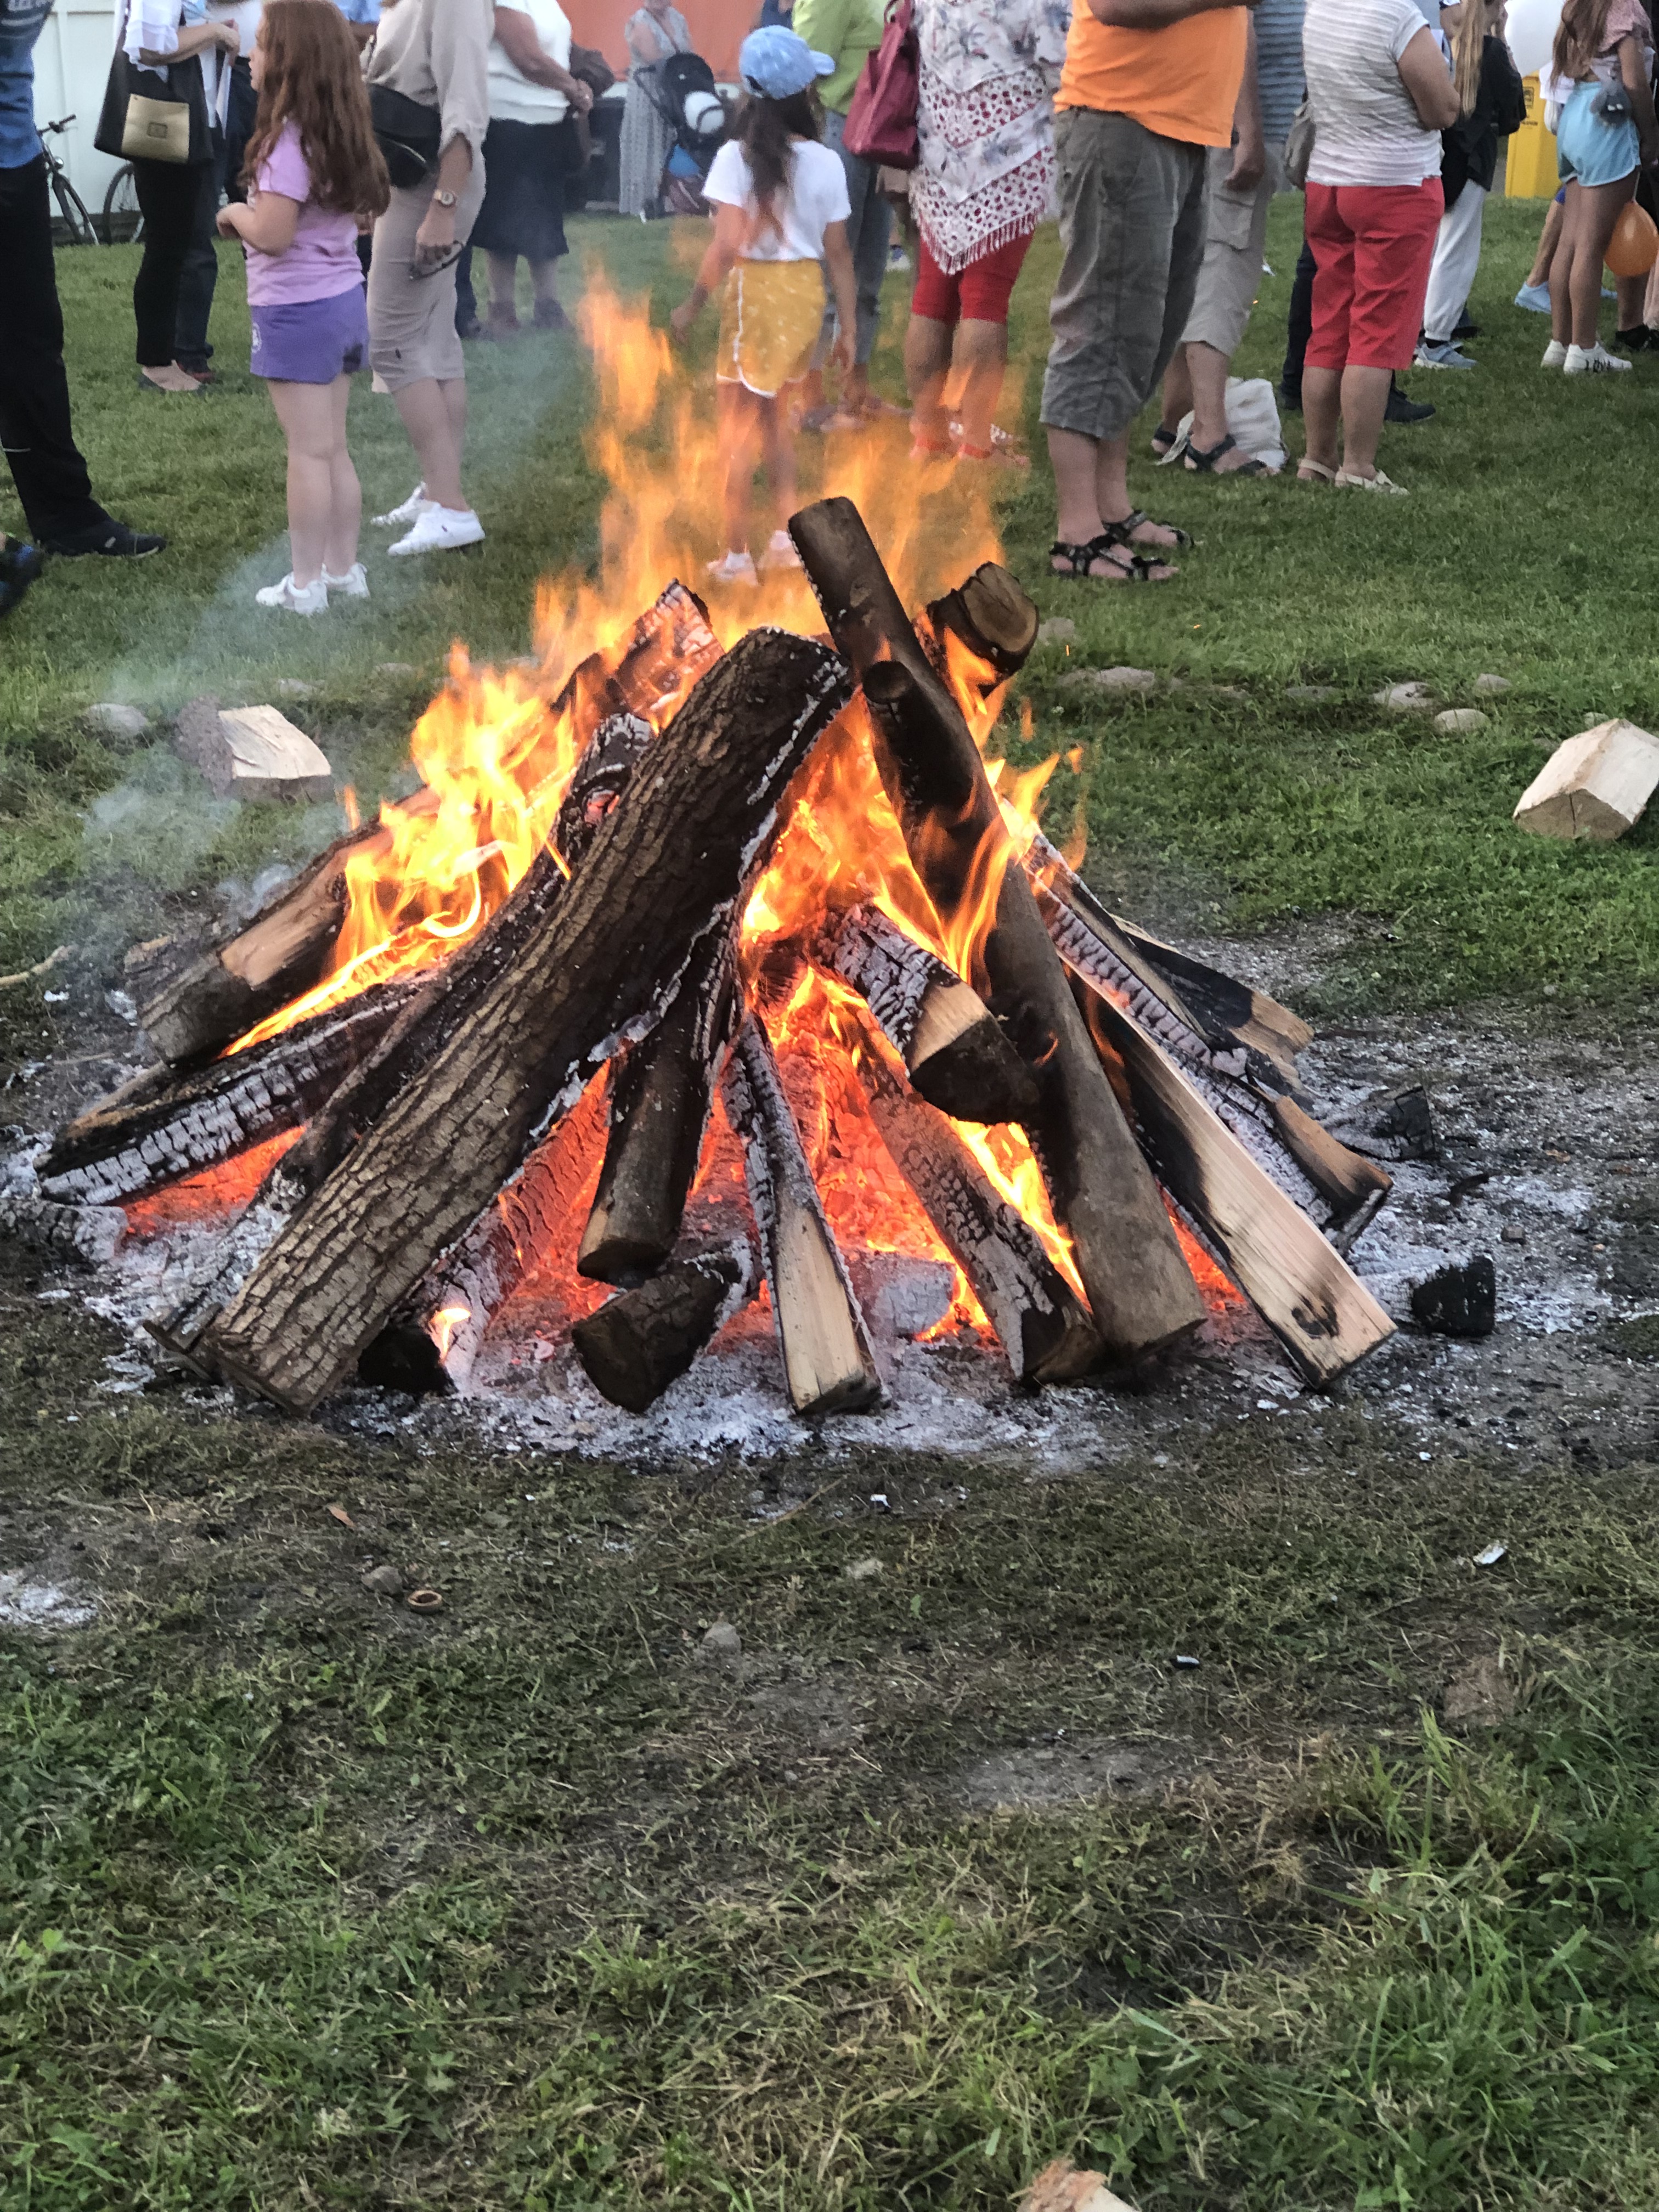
top-left (1040, 0), bottom-right (1254, 586)
top-left (619, 0), bottom-right (691, 218)
top-left (669, 27), bottom-right (857, 582)
top-left (174, 0), bottom-right (263, 383)
top-left (472, 0), bottom-right (593, 336)
top-left (0, 0), bottom-right (164, 556)
top-left (1296, 0), bottom-right (1459, 494)
top-left (122, 0), bottom-right (242, 395)
top-left (794, 0), bottom-right (893, 428)
top-left (365, 0), bottom-right (493, 555)
top-left (217, 0), bottom-right (388, 612)
top-left (903, 0), bottom-right (1070, 466)
top-left (1543, 0), bottom-right (1658, 374)
top-left (1156, 0), bottom-right (1306, 472)
top-left (1415, 0), bottom-right (1526, 366)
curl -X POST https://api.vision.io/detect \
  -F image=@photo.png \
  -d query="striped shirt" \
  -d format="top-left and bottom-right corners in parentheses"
top-left (1303, 0), bottom-right (1443, 188)
top-left (1254, 0), bottom-right (1306, 144)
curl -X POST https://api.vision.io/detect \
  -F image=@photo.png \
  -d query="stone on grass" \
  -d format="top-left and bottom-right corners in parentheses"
top-left (1036, 617), bottom-right (1076, 645)
top-left (1286, 683), bottom-right (1338, 702)
top-left (361, 1563), bottom-right (405, 1598)
top-left (1434, 708), bottom-right (1489, 735)
top-left (85, 702), bottom-right (150, 741)
top-left (844, 1556), bottom-right (883, 1582)
top-left (1473, 673), bottom-right (1512, 696)
top-left (1066, 665), bottom-right (1157, 694)
top-left (698, 1620), bottom-right (742, 1667)
top-left (376, 661), bottom-right (418, 678)
top-left (1374, 681), bottom-right (1436, 713)
top-left (277, 678), bottom-right (317, 701)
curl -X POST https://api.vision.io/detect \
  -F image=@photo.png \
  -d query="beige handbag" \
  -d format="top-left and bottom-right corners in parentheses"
top-left (116, 89), bottom-right (195, 161)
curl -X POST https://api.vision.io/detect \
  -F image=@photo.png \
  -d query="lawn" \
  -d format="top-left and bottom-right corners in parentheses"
top-left (3, 199), bottom-right (1659, 2212)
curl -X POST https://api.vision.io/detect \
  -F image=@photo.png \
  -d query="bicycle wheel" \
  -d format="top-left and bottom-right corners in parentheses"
top-left (102, 163), bottom-right (144, 245)
top-left (54, 171), bottom-right (100, 247)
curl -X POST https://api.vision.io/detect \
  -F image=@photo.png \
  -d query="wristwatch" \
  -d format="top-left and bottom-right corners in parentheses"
top-left (433, 188), bottom-right (458, 210)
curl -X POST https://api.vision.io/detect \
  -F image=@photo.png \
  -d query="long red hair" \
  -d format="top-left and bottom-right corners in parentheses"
top-left (241, 0), bottom-right (390, 217)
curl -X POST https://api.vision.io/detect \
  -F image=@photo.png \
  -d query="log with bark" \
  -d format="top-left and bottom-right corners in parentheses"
top-left (724, 1011), bottom-right (882, 1417)
top-left (816, 904), bottom-right (1039, 1127)
top-left (573, 1238), bottom-right (760, 1413)
top-left (789, 498), bottom-right (1204, 1361)
top-left (201, 630), bottom-right (853, 1413)
top-left (132, 582), bottom-right (721, 1065)
top-left (851, 1030), bottom-right (1100, 1384)
top-left (925, 563), bottom-right (1041, 685)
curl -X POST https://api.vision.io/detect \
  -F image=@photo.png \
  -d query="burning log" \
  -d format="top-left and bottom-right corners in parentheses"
top-left (201, 630), bottom-right (853, 1413)
top-left (818, 904), bottom-right (1038, 1127)
top-left (1075, 985), bottom-right (1395, 1386)
top-left (577, 930), bottom-right (739, 1286)
top-left (37, 983), bottom-right (415, 1206)
top-left (132, 582), bottom-right (722, 1066)
top-left (0, 1168), bottom-right (126, 1267)
top-left (725, 1012), bottom-right (881, 1417)
top-left (926, 562), bottom-right (1041, 684)
top-left (789, 500), bottom-right (1204, 1362)
top-left (852, 1034), bottom-right (1099, 1384)
top-left (573, 1238), bottom-right (759, 1412)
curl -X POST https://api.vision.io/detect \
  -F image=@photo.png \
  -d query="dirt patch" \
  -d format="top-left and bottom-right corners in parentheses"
top-left (956, 1735), bottom-right (1195, 1813)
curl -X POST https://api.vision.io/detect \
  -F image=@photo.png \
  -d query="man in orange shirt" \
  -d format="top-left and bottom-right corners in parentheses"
top-left (1042, 0), bottom-right (1257, 582)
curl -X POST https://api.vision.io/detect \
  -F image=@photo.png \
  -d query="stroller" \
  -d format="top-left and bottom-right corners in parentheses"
top-left (641, 52), bottom-right (728, 215)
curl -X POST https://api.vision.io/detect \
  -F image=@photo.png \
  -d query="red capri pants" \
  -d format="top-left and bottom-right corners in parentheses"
top-left (1305, 179), bottom-right (1443, 371)
top-left (911, 228), bottom-right (1035, 325)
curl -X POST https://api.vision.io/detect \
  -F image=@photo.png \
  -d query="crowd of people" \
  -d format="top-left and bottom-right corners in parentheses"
top-left (1, 0), bottom-right (1657, 617)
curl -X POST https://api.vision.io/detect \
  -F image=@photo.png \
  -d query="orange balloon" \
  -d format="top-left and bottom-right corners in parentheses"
top-left (1606, 200), bottom-right (1659, 279)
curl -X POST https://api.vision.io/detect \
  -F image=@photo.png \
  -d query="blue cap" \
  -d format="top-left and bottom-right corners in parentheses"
top-left (738, 25), bottom-right (836, 100)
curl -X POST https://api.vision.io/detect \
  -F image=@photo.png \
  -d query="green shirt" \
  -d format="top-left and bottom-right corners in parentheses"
top-left (793, 0), bottom-right (886, 115)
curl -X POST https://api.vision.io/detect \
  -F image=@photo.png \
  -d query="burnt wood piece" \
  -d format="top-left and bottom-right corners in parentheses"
top-left (133, 582), bottom-right (721, 1066)
top-left (0, 1176), bottom-right (126, 1267)
top-left (1074, 983), bottom-right (1395, 1387)
top-left (296, 711), bottom-right (657, 1193)
top-left (578, 930), bottom-right (739, 1285)
top-left (725, 1012), bottom-right (882, 1417)
top-left (925, 562), bottom-right (1040, 684)
top-left (818, 905), bottom-right (1039, 1127)
top-left (789, 498), bottom-right (1203, 1361)
top-left (853, 1036), bottom-right (1100, 1384)
top-left (202, 631), bottom-right (853, 1413)
top-left (573, 1239), bottom-right (760, 1412)
top-left (38, 983), bottom-right (415, 1206)
top-left (146, 1150), bottom-right (312, 1371)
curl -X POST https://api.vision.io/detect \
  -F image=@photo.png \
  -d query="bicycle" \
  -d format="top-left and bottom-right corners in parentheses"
top-left (102, 161), bottom-right (145, 245)
top-left (40, 116), bottom-right (101, 246)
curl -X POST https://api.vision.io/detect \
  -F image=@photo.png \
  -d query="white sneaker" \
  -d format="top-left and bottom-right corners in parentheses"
top-left (758, 529), bottom-right (802, 572)
top-left (706, 549), bottom-right (758, 585)
top-left (255, 571), bottom-right (328, 614)
top-left (386, 505), bottom-right (486, 557)
top-left (1564, 342), bottom-right (1632, 375)
top-left (322, 561), bottom-right (369, 599)
top-left (372, 482), bottom-right (432, 527)
top-left (1334, 467), bottom-right (1408, 496)
top-left (1541, 340), bottom-right (1568, 370)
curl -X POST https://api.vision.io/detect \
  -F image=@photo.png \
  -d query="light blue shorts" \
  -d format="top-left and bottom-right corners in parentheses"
top-left (1555, 80), bottom-right (1641, 189)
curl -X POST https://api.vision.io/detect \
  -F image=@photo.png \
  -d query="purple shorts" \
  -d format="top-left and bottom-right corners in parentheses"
top-left (249, 285), bottom-right (370, 383)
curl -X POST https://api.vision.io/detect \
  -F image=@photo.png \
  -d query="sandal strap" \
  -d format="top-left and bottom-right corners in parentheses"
top-left (1185, 433), bottom-right (1266, 476)
top-left (1049, 533), bottom-right (1142, 580)
top-left (1121, 509), bottom-right (1195, 549)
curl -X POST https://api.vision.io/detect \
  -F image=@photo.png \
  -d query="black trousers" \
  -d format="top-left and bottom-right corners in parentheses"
top-left (0, 155), bottom-right (107, 541)
top-left (1282, 235), bottom-right (1316, 400)
top-left (177, 76), bottom-right (252, 368)
top-left (132, 156), bottom-right (203, 368)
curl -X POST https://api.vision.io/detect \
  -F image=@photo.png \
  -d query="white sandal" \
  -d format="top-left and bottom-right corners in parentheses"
top-left (1334, 467), bottom-right (1408, 495)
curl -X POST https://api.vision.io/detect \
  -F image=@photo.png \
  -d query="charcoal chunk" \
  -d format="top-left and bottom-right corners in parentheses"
top-left (1410, 1255), bottom-right (1496, 1339)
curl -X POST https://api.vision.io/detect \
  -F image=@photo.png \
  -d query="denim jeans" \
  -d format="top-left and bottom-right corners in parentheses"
top-left (812, 106), bottom-right (891, 371)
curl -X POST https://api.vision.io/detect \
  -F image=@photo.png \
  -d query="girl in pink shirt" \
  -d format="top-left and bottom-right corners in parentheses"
top-left (217, 0), bottom-right (390, 612)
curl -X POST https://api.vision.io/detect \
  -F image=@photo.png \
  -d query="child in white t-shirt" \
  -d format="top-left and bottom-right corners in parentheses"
top-left (669, 26), bottom-right (857, 585)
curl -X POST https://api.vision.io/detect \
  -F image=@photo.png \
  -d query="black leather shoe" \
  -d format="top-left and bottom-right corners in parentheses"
top-left (1385, 386), bottom-right (1435, 424)
top-left (1452, 317), bottom-right (1480, 340)
top-left (1275, 381), bottom-right (1302, 413)
top-left (42, 520), bottom-right (167, 557)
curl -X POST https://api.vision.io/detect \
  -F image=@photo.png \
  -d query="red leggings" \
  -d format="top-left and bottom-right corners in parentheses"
top-left (1305, 179), bottom-right (1443, 371)
top-left (910, 228), bottom-right (1034, 326)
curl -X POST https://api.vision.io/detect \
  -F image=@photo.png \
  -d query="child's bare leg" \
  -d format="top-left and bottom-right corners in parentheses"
top-left (1527, 196), bottom-right (1564, 288)
top-left (719, 382), bottom-right (761, 553)
top-left (760, 393), bottom-right (795, 533)
top-left (324, 373), bottom-right (361, 574)
top-left (268, 378), bottom-right (337, 586)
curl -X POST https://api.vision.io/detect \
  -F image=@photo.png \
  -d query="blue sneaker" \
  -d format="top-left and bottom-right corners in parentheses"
top-left (1414, 339), bottom-right (1477, 369)
top-left (1514, 281), bottom-right (1553, 313)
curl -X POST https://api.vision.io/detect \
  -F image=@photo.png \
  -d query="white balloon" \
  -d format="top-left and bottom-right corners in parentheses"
top-left (1505, 0), bottom-right (1564, 81)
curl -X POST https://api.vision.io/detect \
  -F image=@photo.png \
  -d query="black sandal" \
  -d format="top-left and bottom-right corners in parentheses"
top-left (1150, 426), bottom-right (1178, 460)
top-left (1111, 509), bottom-right (1194, 551)
top-left (1049, 534), bottom-right (1171, 583)
top-left (1182, 433), bottom-right (1266, 477)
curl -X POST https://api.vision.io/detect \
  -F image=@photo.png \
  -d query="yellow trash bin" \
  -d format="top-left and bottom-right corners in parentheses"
top-left (1505, 74), bottom-right (1561, 198)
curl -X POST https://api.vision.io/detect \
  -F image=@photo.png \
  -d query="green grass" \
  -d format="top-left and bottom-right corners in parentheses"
top-left (3, 199), bottom-right (1658, 1024)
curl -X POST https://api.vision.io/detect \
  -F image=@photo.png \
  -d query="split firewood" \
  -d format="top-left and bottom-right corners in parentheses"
top-left (0, 1171), bottom-right (126, 1267)
top-left (790, 498), bottom-right (1204, 1361)
top-left (818, 904), bottom-right (1038, 1127)
top-left (725, 1012), bottom-right (881, 1417)
top-left (174, 697), bottom-right (334, 804)
top-left (202, 630), bottom-right (853, 1413)
top-left (38, 981), bottom-right (415, 1206)
top-left (573, 1238), bottom-right (759, 1412)
top-left (852, 1029), bottom-right (1099, 1383)
top-left (1020, 2160), bottom-right (1138, 2212)
top-left (134, 582), bottom-right (721, 1065)
top-left (1075, 983), bottom-right (1395, 1386)
top-left (1514, 718), bottom-right (1659, 841)
top-left (926, 562), bottom-right (1041, 684)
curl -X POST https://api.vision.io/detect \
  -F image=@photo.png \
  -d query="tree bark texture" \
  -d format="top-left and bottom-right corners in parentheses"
top-left (925, 562), bottom-right (1040, 684)
top-left (572, 1239), bottom-right (759, 1412)
top-left (202, 631), bottom-right (853, 1413)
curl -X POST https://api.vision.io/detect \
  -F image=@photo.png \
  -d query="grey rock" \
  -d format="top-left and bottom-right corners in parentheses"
top-left (1434, 708), bottom-right (1489, 735)
top-left (1036, 617), bottom-right (1076, 645)
top-left (698, 1620), bottom-right (742, 1666)
top-left (1066, 665), bottom-right (1158, 693)
top-left (1374, 681), bottom-right (1436, 713)
top-left (85, 702), bottom-right (150, 741)
top-left (276, 678), bottom-right (317, 700)
top-left (1501, 1224), bottom-right (1527, 1245)
top-left (1472, 673), bottom-right (1512, 696)
top-left (361, 1563), bottom-right (405, 1598)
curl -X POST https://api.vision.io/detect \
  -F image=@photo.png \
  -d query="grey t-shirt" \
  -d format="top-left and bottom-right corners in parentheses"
top-left (1255, 0), bottom-right (1307, 143)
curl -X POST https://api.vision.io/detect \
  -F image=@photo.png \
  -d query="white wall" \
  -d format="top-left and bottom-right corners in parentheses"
top-left (33, 0), bottom-right (122, 208)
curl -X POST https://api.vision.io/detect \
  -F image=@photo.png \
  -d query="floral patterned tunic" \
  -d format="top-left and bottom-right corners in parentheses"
top-left (910, 0), bottom-right (1071, 274)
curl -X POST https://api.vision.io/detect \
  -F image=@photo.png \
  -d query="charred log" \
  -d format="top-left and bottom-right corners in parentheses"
top-left (925, 562), bottom-right (1040, 684)
top-left (573, 1239), bottom-right (759, 1412)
